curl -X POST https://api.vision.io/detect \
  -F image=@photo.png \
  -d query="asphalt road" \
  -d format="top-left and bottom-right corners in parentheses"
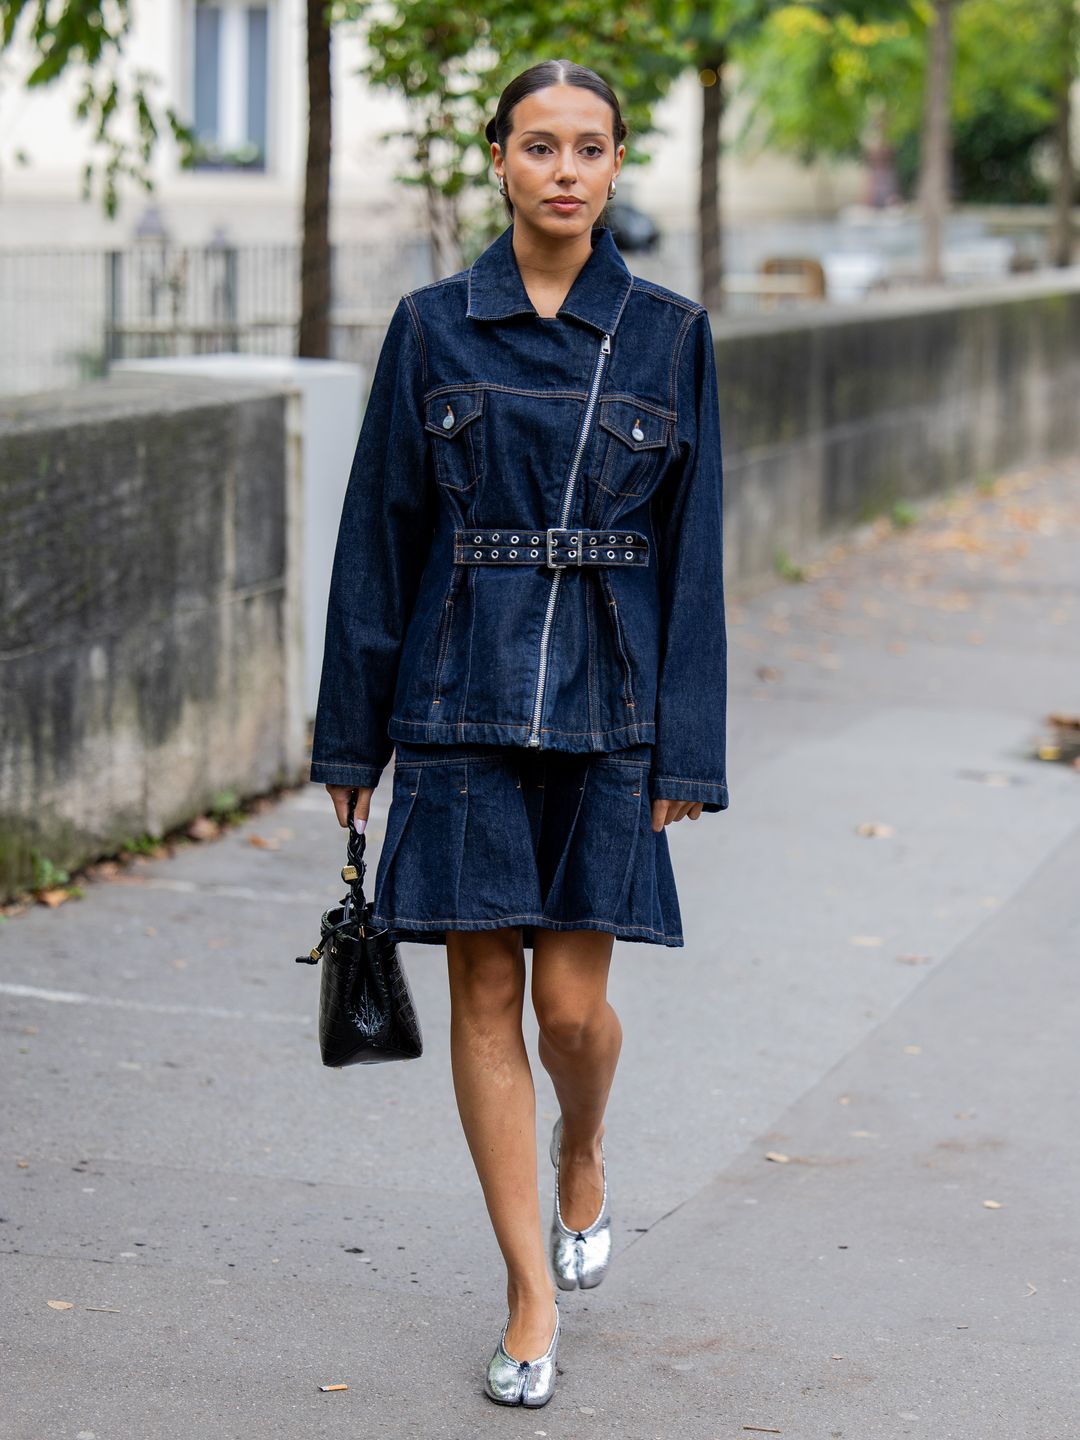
top-left (3, 457), bottom-right (1079, 1439)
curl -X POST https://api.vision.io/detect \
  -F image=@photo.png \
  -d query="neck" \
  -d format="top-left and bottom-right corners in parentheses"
top-left (510, 219), bottom-right (595, 287)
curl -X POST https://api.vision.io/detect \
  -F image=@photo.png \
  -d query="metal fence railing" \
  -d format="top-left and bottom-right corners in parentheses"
top-left (0, 236), bottom-right (437, 397)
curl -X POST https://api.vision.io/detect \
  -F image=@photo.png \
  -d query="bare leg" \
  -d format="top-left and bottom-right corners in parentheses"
top-left (446, 927), bottom-right (557, 1362)
top-left (531, 929), bottom-right (622, 1230)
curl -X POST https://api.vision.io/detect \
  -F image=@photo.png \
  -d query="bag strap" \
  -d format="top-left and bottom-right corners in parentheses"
top-left (294, 791), bottom-right (370, 966)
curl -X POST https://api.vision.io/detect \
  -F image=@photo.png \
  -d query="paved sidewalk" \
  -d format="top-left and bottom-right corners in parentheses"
top-left (3, 458), bottom-right (1079, 1439)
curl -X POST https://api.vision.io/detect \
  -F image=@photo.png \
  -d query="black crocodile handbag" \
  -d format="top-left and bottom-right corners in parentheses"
top-left (294, 794), bottom-right (422, 1065)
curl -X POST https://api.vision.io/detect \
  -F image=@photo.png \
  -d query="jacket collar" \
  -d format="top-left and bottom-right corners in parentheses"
top-left (466, 222), bottom-right (633, 335)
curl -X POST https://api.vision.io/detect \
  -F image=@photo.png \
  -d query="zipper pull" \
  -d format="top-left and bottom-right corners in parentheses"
top-left (601, 333), bottom-right (611, 354)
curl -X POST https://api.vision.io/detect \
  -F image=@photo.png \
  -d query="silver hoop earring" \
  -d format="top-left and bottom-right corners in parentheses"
top-left (609, 180), bottom-right (617, 198)
top-left (498, 177), bottom-right (507, 197)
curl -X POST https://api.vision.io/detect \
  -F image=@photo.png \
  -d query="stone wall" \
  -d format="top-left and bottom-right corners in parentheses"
top-left (0, 373), bottom-right (306, 899)
top-left (715, 270), bottom-right (1080, 588)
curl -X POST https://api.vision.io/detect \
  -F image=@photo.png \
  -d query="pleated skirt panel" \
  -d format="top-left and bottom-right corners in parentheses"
top-left (369, 740), bottom-right (684, 948)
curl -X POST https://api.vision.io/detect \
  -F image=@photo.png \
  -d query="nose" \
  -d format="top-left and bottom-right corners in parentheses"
top-left (553, 145), bottom-right (579, 184)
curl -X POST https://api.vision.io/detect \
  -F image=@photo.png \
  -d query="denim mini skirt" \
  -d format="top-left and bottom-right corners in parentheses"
top-left (369, 739), bottom-right (684, 948)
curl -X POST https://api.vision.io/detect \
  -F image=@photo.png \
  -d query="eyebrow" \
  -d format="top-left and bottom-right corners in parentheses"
top-left (519, 130), bottom-right (609, 141)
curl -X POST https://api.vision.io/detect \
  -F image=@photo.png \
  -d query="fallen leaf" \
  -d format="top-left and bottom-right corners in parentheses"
top-left (248, 834), bottom-right (280, 850)
top-left (856, 821), bottom-right (895, 838)
top-left (983, 1199), bottom-right (1003, 1209)
top-left (1025, 1283), bottom-right (1037, 1296)
top-left (830, 1353), bottom-right (844, 1360)
top-left (186, 815), bottom-right (220, 842)
top-left (16, 1159), bottom-right (29, 1169)
top-left (764, 1151), bottom-right (790, 1164)
top-left (47, 1300), bottom-right (75, 1310)
top-left (38, 888), bottom-right (70, 908)
top-left (903, 1044), bottom-right (922, 1055)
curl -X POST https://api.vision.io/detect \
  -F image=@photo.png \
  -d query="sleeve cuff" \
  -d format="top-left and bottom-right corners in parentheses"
top-left (309, 760), bottom-right (385, 788)
top-left (649, 773), bottom-right (729, 811)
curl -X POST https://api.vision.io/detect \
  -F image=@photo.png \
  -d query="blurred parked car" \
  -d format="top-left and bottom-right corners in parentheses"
top-left (606, 199), bottom-right (661, 254)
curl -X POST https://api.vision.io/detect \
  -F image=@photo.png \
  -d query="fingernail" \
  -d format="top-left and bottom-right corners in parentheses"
top-left (352, 817), bottom-right (366, 833)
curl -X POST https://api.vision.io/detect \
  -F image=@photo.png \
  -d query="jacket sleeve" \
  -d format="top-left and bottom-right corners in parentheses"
top-left (309, 295), bottom-right (436, 789)
top-left (649, 306), bottom-right (729, 813)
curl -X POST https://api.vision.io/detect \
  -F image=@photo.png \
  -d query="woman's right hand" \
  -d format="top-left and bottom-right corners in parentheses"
top-left (325, 784), bottom-right (374, 833)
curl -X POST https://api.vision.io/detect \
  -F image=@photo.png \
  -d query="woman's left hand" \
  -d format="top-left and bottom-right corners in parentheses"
top-left (651, 798), bottom-right (704, 832)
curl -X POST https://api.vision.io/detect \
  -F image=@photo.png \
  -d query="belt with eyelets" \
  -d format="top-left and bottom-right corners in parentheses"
top-left (453, 526), bottom-right (650, 569)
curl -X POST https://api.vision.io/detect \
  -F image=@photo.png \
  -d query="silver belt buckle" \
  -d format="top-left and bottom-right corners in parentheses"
top-left (545, 527), bottom-right (583, 569)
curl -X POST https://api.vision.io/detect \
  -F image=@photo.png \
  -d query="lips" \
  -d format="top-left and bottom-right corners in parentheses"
top-left (545, 198), bottom-right (583, 209)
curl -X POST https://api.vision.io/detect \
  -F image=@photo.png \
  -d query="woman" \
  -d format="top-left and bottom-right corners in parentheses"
top-left (309, 59), bottom-right (728, 1408)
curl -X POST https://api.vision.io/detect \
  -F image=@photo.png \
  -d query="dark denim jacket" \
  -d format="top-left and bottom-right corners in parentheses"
top-left (310, 222), bottom-right (729, 811)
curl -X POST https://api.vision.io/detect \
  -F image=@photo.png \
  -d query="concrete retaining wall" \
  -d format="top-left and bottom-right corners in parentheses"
top-left (0, 373), bottom-right (307, 900)
top-left (716, 270), bottom-right (1080, 588)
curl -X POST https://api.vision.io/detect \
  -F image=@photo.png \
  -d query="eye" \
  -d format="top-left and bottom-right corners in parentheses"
top-left (526, 142), bottom-right (552, 155)
top-left (582, 144), bottom-right (604, 157)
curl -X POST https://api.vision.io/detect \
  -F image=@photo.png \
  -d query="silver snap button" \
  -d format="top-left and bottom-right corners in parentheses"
top-left (631, 422), bottom-right (644, 441)
top-left (442, 407), bottom-right (455, 429)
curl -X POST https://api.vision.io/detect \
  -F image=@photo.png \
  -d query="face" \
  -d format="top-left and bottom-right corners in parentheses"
top-left (492, 82), bottom-right (624, 239)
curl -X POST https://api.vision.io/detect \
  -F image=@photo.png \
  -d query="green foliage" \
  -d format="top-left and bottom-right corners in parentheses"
top-left (735, 3), bottom-right (924, 162)
top-left (336, 0), bottom-right (691, 261)
top-left (773, 545), bottom-right (807, 580)
top-left (0, 0), bottom-right (197, 215)
top-left (890, 498), bottom-right (918, 527)
top-left (30, 850), bottom-right (70, 890)
top-left (734, 0), bottom-right (1077, 203)
top-left (208, 789), bottom-right (245, 824)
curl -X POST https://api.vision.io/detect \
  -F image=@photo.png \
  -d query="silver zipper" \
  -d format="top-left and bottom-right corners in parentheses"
top-left (526, 331), bottom-right (611, 747)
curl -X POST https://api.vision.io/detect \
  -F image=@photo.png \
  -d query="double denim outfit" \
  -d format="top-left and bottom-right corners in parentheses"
top-left (310, 222), bottom-right (728, 947)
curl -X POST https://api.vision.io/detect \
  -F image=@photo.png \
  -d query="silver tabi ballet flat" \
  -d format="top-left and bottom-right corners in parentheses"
top-left (549, 1115), bottom-right (612, 1290)
top-left (483, 1299), bottom-right (560, 1407)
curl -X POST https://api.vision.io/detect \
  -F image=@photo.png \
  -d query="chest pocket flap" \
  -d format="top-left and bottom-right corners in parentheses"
top-left (597, 399), bottom-right (672, 452)
top-left (425, 391), bottom-right (484, 439)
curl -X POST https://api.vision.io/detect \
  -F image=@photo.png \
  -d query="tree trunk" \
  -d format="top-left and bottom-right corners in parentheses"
top-left (1048, 8), bottom-right (1076, 269)
top-left (299, 0), bottom-right (332, 358)
top-left (917, 0), bottom-right (953, 285)
top-left (699, 50), bottom-right (726, 315)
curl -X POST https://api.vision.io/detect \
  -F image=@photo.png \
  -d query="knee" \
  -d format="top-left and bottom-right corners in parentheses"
top-left (534, 995), bottom-right (602, 1053)
top-left (447, 938), bottom-right (524, 1026)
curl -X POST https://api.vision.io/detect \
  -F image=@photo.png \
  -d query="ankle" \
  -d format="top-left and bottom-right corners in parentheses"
top-left (559, 1124), bottom-right (605, 1162)
top-left (507, 1278), bottom-right (556, 1309)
